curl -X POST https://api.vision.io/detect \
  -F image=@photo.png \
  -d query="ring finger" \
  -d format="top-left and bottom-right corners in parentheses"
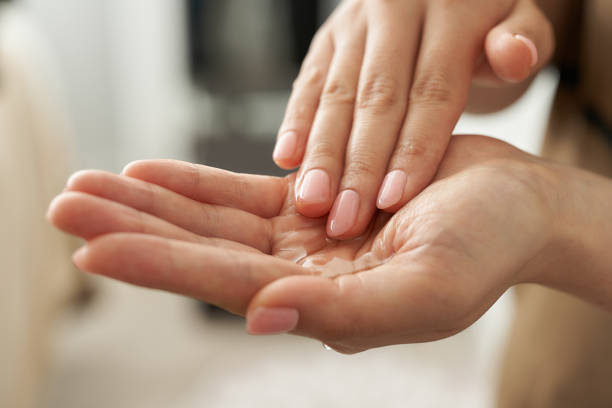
top-left (294, 21), bottom-right (367, 218)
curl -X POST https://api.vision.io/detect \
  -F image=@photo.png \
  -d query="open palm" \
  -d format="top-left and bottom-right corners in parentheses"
top-left (48, 135), bottom-right (552, 352)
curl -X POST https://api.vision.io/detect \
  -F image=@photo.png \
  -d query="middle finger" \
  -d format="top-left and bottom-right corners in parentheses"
top-left (328, 3), bottom-right (422, 239)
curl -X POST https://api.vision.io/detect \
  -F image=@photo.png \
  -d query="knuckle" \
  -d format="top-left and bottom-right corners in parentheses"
top-left (321, 78), bottom-right (357, 106)
top-left (233, 176), bottom-right (251, 202)
top-left (357, 73), bottom-right (400, 113)
top-left (345, 155), bottom-right (379, 180)
top-left (198, 202), bottom-right (220, 231)
top-left (186, 163), bottom-right (202, 188)
top-left (410, 70), bottom-right (454, 105)
top-left (307, 140), bottom-right (338, 163)
top-left (293, 65), bottom-right (324, 91)
top-left (394, 140), bottom-right (432, 161)
top-left (140, 181), bottom-right (157, 215)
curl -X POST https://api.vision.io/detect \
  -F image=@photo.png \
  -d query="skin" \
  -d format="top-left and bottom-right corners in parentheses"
top-left (274, 0), bottom-right (554, 240)
top-left (47, 135), bottom-right (612, 353)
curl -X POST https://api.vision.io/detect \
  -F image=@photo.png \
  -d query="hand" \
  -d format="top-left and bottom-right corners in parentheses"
top-left (48, 135), bottom-right (562, 353)
top-left (273, 0), bottom-right (554, 239)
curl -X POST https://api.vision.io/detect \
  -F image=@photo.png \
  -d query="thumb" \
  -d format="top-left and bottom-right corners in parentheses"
top-left (474, 0), bottom-right (555, 85)
top-left (245, 264), bottom-right (471, 353)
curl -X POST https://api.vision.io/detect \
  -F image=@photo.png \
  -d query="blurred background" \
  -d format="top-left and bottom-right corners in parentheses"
top-left (0, 0), bottom-right (558, 407)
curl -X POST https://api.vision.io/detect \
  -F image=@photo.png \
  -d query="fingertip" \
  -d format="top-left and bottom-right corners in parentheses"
top-left (513, 34), bottom-right (538, 68)
top-left (486, 31), bottom-right (536, 83)
top-left (247, 275), bottom-right (341, 338)
top-left (274, 160), bottom-right (301, 171)
top-left (326, 189), bottom-right (360, 239)
top-left (376, 170), bottom-right (407, 210)
top-left (72, 245), bottom-right (90, 272)
top-left (122, 159), bottom-right (159, 177)
top-left (295, 169), bottom-right (334, 218)
top-left (46, 194), bottom-right (63, 223)
top-left (46, 192), bottom-right (79, 229)
top-left (245, 307), bottom-right (299, 335)
top-left (65, 170), bottom-right (92, 190)
top-left (121, 160), bottom-right (143, 176)
top-left (273, 131), bottom-right (298, 163)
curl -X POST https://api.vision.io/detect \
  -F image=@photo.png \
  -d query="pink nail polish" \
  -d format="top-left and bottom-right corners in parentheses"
top-left (298, 169), bottom-right (331, 204)
top-left (328, 190), bottom-right (360, 237)
top-left (246, 307), bottom-right (299, 335)
top-left (377, 170), bottom-right (407, 209)
top-left (273, 131), bottom-right (298, 162)
top-left (513, 34), bottom-right (538, 68)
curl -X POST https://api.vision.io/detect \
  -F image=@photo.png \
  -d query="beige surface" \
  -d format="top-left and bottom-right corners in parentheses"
top-left (43, 277), bottom-right (514, 408)
top-left (0, 5), bottom-right (78, 408)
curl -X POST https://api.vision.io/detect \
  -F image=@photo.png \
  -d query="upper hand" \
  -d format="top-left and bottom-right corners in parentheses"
top-left (48, 135), bottom-right (559, 353)
top-left (274, 0), bottom-right (554, 239)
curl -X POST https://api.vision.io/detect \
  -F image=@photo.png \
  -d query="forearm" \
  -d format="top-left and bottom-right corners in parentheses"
top-left (534, 163), bottom-right (612, 310)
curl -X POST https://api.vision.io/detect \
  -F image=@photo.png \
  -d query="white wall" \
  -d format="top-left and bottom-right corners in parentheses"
top-left (20, 0), bottom-right (194, 172)
top-left (106, 0), bottom-right (194, 167)
top-left (21, 0), bottom-right (116, 170)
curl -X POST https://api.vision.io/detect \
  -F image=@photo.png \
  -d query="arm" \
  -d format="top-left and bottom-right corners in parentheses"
top-left (529, 163), bottom-right (612, 310)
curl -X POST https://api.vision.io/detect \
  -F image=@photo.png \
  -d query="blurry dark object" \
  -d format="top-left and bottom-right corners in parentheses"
top-left (195, 134), bottom-right (289, 177)
top-left (288, 0), bottom-right (320, 65)
top-left (186, 0), bottom-right (321, 92)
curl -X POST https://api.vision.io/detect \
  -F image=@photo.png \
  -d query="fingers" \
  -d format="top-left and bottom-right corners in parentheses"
top-left (73, 233), bottom-right (308, 315)
top-left (246, 259), bottom-right (474, 352)
top-left (376, 10), bottom-right (478, 213)
top-left (48, 191), bottom-right (258, 254)
top-left (325, 5), bottom-right (420, 239)
top-left (476, 0), bottom-right (555, 84)
top-left (274, 29), bottom-right (334, 169)
top-left (48, 191), bottom-right (202, 243)
top-left (62, 170), bottom-right (272, 252)
top-left (122, 160), bottom-right (286, 219)
top-left (294, 21), bottom-right (367, 218)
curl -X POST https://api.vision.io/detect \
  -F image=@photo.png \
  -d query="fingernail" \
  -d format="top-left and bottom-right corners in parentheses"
top-left (513, 34), bottom-right (538, 68)
top-left (328, 189), bottom-right (359, 237)
top-left (298, 169), bottom-right (331, 205)
top-left (246, 307), bottom-right (299, 335)
top-left (273, 131), bottom-right (298, 162)
top-left (377, 170), bottom-right (407, 209)
top-left (72, 246), bottom-right (88, 269)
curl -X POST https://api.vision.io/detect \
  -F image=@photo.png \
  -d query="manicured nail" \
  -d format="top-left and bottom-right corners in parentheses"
top-left (273, 131), bottom-right (298, 162)
top-left (328, 189), bottom-right (360, 237)
top-left (377, 170), bottom-right (407, 209)
top-left (513, 34), bottom-right (538, 68)
top-left (246, 307), bottom-right (299, 335)
top-left (298, 169), bottom-right (331, 205)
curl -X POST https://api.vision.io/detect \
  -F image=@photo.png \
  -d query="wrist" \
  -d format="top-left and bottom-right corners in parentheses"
top-left (524, 161), bottom-right (612, 309)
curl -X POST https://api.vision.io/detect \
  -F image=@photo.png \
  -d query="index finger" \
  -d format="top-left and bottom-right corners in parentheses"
top-left (123, 160), bottom-right (288, 219)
